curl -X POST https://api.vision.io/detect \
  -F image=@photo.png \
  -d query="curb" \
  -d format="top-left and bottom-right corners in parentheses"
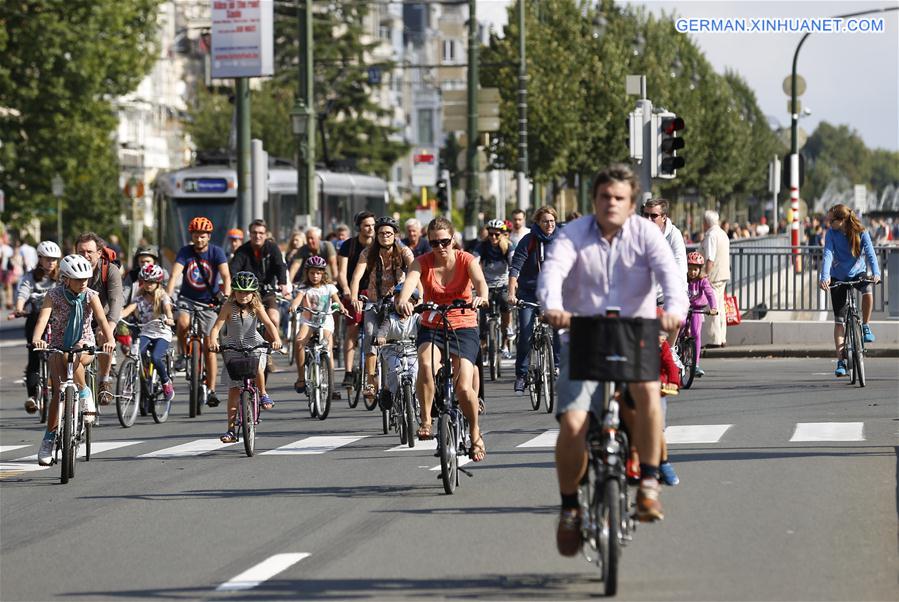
top-left (702, 347), bottom-right (899, 359)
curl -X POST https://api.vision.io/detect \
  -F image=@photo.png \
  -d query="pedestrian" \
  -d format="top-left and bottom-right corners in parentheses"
top-left (700, 210), bottom-right (730, 348)
top-left (755, 216), bottom-right (770, 236)
top-left (509, 209), bottom-right (528, 246)
top-left (19, 236), bottom-right (39, 273)
top-left (401, 218), bottom-right (430, 257)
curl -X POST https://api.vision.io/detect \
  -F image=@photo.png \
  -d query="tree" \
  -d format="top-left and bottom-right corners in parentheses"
top-left (0, 0), bottom-right (162, 237)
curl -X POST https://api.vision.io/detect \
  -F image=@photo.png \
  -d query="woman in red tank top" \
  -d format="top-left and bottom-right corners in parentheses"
top-left (395, 217), bottom-right (489, 462)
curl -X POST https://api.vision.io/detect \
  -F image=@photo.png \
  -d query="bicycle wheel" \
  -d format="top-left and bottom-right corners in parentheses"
top-left (543, 339), bottom-right (555, 414)
top-left (851, 319), bottom-right (866, 387)
top-left (350, 362), bottom-right (362, 409)
top-left (309, 361), bottom-right (320, 418)
top-left (288, 315), bottom-right (297, 366)
top-left (151, 368), bottom-right (171, 423)
top-left (403, 382), bottom-right (416, 448)
top-left (679, 336), bottom-right (697, 390)
top-left (597, 478), bottom-right (621, 596)
top-left (84, 420), bottom-right (92, 462)
top-left (61, 387), bottom-right (75, 484)
top-left (319, 354), bottom-right (333, 420)
top-left (438, 412), bottom-right (457, 495)
top-left (38, 356), bottom-right (49, 424)
top-left (189, 341), bottom-right (201, 418)
top-left (488, 322), bottom-right (497, 381)
top-left (363, 372), bottom-right (379, 411)
top-left (115, 358), bottom-right (139, 428)
top-left (241, 390), bottom-right (256, 457)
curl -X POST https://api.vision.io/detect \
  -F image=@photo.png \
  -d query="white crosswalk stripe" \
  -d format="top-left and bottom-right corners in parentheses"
top-left (790, 422), bottom-right (865, 442)
top-left (2, 441), bottom-right (144, 475)
top-left (216, 553), bottom-right (310, 592)
top-left (262, 435), bottom-right (367, 455)
top-left (0, 445), bottom-right (29, 455)
top-left (665, 424), bottom-right (732, 444)
top-left (517, 429), bottom-right (558, 448)
top-left (139, 439), bottom-right (237, 458)
top-left (387, 439), bottom-right (437, 452)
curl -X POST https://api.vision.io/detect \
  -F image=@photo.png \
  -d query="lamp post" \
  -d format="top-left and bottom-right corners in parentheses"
top-left (295, 0), bottom-right (315, 224)
top-left (51, 174), bottom-right (64, 244)
top-left (291, 100), bottom-right (312, 220)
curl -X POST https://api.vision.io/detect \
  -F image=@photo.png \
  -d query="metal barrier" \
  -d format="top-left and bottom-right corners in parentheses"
top-left (725, 244), bottom-right (893, 314)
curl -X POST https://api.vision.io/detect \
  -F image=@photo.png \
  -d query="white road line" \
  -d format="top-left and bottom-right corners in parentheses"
top-left (0, 340), bottom-right (22, 349)
top-left (0, 445), bottom-right (29, 455)
top-left (216, 553), bottom-right (310, 592)
top-left (790, 422), bottom-right (865, 442)
top-left (386, 439), bottom-right (437, 452)
top-left (0, 463), bottom-right (49, 474)
top-left (16, 440), bottom-right (144, 462)
top-left (139, 439), bottom-right (237, 458)
top-left (261, 435), bottom-right (366, 455)
top-left (517, 429), bottom-right (559, 448)
top-left (665, 424), bottom-right (732, 444)
top-left (430, 456), bottom-right (472, 471)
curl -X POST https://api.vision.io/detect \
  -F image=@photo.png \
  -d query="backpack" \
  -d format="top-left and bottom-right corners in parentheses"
top-left (97, 246), bottom-right (120, 285)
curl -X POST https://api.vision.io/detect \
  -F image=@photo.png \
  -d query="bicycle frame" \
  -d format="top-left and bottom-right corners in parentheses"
top-left (295, 305), bottom-right (339, 419)
top-left (41, 345), bottom-right (93, 483)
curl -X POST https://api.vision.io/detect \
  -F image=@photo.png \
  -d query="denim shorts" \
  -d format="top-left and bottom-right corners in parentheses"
top-left (416, 325), bottom-right (480, 365)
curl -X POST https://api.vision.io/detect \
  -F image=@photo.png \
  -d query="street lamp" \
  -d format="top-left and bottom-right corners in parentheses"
top-left (291, 101), bottom-right (309, 138)
top-left (51, 174), bottom-right (64, 244)
top-left (291, 100), bottom-right (313, 217)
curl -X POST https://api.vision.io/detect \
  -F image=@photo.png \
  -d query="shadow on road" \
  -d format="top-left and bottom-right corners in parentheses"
top-left (80, 483), bottom-right (438, 502)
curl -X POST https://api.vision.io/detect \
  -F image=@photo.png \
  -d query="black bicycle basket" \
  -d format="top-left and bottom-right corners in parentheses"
top-left (225, 354), bottom-right (261, 380)
top-left (568, 316), bottom-right (660, 382)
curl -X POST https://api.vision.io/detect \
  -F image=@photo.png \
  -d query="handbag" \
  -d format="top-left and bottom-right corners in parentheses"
top-left (568, 316), bottom-right (661, 383)
top-left (724, 295), bottom-right (741, 326)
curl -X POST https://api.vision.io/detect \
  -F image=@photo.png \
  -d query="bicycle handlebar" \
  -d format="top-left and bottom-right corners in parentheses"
top-left (515, 300), bottom-right (541, 310)
top-left (29, 344), bottom-right (96, 354)
top-left (412, 299), bottom-right (475, 314)
top-left (829, 277), bottom-right (877, 289)
top-left (219, 342), bottom-right (284, 355)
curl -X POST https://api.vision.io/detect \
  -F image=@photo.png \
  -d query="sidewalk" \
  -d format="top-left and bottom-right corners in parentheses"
top-left (703, 344), bottom-right (899, 359)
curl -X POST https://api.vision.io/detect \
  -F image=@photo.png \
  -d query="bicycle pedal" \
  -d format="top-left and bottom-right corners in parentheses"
top-left (459, 467), bottom-right (474, 478)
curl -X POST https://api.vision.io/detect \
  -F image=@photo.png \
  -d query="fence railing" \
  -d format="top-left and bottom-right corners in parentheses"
top-left (724, 244), bottom-right (893, 314)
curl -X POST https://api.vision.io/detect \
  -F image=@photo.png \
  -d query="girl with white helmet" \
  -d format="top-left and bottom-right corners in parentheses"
top-left (8, 241), bottom-right (62, 413)
top-left (120, 264), bottom-right (177, 403)
top-left (30, 254), bottom-right (116, 466)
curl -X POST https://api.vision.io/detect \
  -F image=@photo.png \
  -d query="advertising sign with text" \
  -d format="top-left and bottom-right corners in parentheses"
top-left (211, 0), bottom-right (274, 78)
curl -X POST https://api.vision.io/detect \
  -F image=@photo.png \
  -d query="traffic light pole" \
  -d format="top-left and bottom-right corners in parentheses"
top-left (236, 77), bottom-right (252, 231)
top-left (516, 0), bottom-right (529, 213)
top-left (464, 0), bottom-right (479, 242)
top-left (636, 97), bottom-right (652, 203)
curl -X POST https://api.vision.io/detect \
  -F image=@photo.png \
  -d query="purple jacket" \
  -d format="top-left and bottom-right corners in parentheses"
top-left (688, 277), bottom-right (717, 310)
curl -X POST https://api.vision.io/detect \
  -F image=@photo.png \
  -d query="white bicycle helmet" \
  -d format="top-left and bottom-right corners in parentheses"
top-left (59, 254), bottom-right (93, 279)
top-left (486, 219), bottom-right (507, 231)
top-left (37, 241), bottom-right (62, 259)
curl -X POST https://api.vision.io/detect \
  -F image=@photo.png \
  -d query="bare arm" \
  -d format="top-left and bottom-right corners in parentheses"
top-left (120, 302), bottom-right (137, 319)
top-left (395, 260), bottom-right (422, 317)
top-left (90, 294), bottom-right (116, 353)
top-left (30, 297), bottom-right (53, 347)
top-left (207, 301), bottom-right (232, 351)
top-left (337, 256), bottom-right (350, 296)
top-left (167, 262), bottom-right (184, 298)
top-left (256, 305), bottom-right (282, 349)
top-left (467, 258), bottom-right (489, 308)
top-left (288, 259), bottom-right (301, 283)
top-left (218, 262), bottom-right (231, 297)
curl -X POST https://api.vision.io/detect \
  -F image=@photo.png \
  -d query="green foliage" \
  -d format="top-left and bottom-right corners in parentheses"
top-left (0, 0), bottom-right (162, 238)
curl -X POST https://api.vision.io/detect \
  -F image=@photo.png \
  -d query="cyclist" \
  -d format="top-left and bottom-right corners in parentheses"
top-left (818, 203), bottom-right (882, 377)
top-left (509, 209), bottom-right (528, 246)
top-left (473, 219), bottom-right (515, 360)
top-left (402, 218), bottom-right (430, 257)
top-left (350, 216), bottom-right (415, 401)
top-left (287, 226), bottom-right (338, 286)
top-left (508, 206), bottom-right (561, 395)
top-left (537, 164), bottom-right (688, 551)
top-left (395, 217), bottom-right (489, 461)
top-left (122, 245), bottom-right (167, 305)
top-left (686, 251), bottom-right (718, 377)
top-left (229, 218), bottom-right (290, 331)
top-left (289, 255), bottom-right (346, 393)
top-left (75, 232), bottom-right (123, 405)
top-left (208, 271), bottom-right (282, 442)
top-left (119, 264), bottom-right (176, 404)
top-left (225, 228), bottom-right (244, 261)
top-left (337, 211), bottom-right (375, 388)
top-left (31, 255), bottom-right (116, 466)
top-left (9, 241), bottom-right (62, 413)
top-left (167, 216), bottom-right (231, 407)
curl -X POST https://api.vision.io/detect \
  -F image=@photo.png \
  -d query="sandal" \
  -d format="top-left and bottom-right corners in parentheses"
top-left (362, 383), bottom-right (376, 400)
top-left (260, 394), bottom-right (274, 410)
top-left (417, 422), bottom-right (433, 440)
top-left (469, 434), bottom-right (486, 462)
top-left (294, 379), bottom-right (306, 395)
top-left (220, 430), bottom-right (238, 443)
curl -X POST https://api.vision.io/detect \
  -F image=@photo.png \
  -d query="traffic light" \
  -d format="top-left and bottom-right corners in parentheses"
top-left (653, 111), bottom-right (685, 179)
top-left (436, 177), bottom-right (448, 212)
top-left (626, 108), bottom-right (643, 161)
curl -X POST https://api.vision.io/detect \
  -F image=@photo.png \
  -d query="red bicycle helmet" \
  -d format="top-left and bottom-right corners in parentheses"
top-left (687, 251), bottom-right (705, 266)
top-left (139, 264), bottom-right (165, 283)
top-left (189, 216), bottom-right (214, 233)
top-left (306, 255), bottom-right (327, 270)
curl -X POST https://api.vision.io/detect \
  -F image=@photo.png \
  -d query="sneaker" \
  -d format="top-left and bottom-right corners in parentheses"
top-left (38, 431), bottom-right (56, 466)
top-left (659, 461), bottom-right (680, 486)
top-left (206, 390), bottom-right (221, 407)
top-left (834, 359), bottom-right (848, 377)
top-left (505, 327), bottom-right (516, 341)
top-left (24, 397), bottom-right (38, 414)
top-left (514, 376), bottom-right (525, 396)
top-left (694, 367), bottom-right (705, 378)
top-left (341, 370), bottom-right (355, 387)
top-left (162, 381), bottom-right (175, 403)
top-left (174, 356), bottom-right (187, 372)
top-left (98, 379), bottom-right (113, 405)
top-left (671, 351), bottom-right (685, 373)
top-left (554, 367), bottom-right (560, 378)
top-left (636, 479), bottom-right (664, 522)
top-left (862, 324), bottom-right (875, 343)
top-left (260, 394), bottom-right (274, 410)
top-left (556, 508), bottom-right (582, 557)
top-left (294, 380), bottom-right (306, 395)
top-left (79, 387), bottom-right (96, 424)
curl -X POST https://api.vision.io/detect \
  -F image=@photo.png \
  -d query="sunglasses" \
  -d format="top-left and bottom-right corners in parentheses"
top-left (643, 212), bottom-right (663, 219)
top-left (428, 238), bottom-right (453, 248)
top-left (487, 231), bottom-right (502, 237)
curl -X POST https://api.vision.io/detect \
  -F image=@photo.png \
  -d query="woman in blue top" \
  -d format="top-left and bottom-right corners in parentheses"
top-left (508, 206), bottom-right (561, 395)
top-left (818, 204), bottom-right (882, 377)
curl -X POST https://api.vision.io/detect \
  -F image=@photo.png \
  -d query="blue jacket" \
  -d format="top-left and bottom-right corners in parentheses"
top-left (510, 224), bottom-right (558, 301)
top-left (820, 229), bottom-right (880, 282)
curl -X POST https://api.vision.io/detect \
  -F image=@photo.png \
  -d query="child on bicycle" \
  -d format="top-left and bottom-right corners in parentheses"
top-left (31, 254), bottom-right (116, 466)
top-left (374, 283), bottom-right (421, 409)
top-left (119, 264), bottom-right (176, 403)
top-left (208, 271), bottom-right (282, 443)
top-left (289, 255), bottom-right (345, 394)
top-left (686, 251), bottom-right (717, 377)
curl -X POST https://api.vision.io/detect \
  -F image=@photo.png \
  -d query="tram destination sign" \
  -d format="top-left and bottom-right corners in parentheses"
top-left (183, 178), bottom-right (229, 194)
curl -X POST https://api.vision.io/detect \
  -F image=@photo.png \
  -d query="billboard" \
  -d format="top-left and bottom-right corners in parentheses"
top-left (211, 0), bottom-right (274, 78)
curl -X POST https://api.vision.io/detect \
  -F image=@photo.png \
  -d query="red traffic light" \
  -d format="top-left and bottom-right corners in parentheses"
top-left (661, 117), bottom-right (685, 135)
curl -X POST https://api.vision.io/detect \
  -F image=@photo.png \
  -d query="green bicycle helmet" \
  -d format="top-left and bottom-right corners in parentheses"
top-left (232, 271), bottom-right (259, 292)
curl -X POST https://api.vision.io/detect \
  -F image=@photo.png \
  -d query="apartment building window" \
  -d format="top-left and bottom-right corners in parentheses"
top-left (443, 39), bottom-right (457, 64)
top-left (417, 109), bottom-right (434, 146)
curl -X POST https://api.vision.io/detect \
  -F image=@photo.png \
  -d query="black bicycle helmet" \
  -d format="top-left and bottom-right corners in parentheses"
top-left (135, 245), bottom-right (159, 259)
top-left (232, 271), bottom-right (259, 292)
top-left (375, 216), bottom-right (399, 233)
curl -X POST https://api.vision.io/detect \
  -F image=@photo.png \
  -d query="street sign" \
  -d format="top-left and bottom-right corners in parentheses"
top-left (211, 0), bottom-right (274, 78)
top-left (411, 148), bottom-right (438, 187)
top-left (782, 75), bottom-right (806, 97)
top-left (854, 184), bottom-right (867, 213)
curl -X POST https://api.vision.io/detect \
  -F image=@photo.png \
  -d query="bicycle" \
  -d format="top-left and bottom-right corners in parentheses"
top-left (379, 335), bottom-right (420, 448)
top-left (221, 343), bottom-right (278, 457)
top-left (34, 345), bottom-right (96, 484)
top-left (178, 298), bottom-right (217, 418)
top-left (347, 295), bottom-right (381, 411)
top-left (673, 308), bottom-right (712, 390)
top-left (517, 300), bottom-right (556, 413)
top-left (829, 278), bottom-right (874, 387)
top-left (115, 320), bottom-right (175, 426)
top-left (413, 299), bottom-right (477, 494)
top-left (294, 303), bottom-right (341, 420)
top-left (483, 287), bottom-right (505, 381)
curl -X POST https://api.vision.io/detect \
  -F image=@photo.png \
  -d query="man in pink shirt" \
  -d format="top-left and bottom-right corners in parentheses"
top-left (538, 164), bottom-right (688, 555)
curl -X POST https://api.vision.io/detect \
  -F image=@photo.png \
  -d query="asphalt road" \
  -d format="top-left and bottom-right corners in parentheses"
top-left (0, 324), bottom-right (897, 601)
